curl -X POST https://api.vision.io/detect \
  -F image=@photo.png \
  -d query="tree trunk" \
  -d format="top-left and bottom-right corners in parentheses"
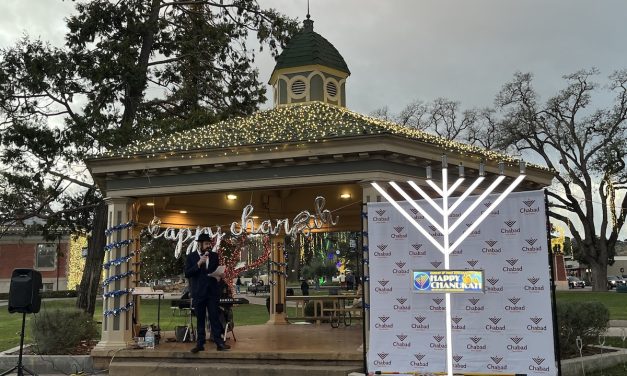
top-left (76, 202), bottom-right (107, 315)
top-left (589, 259), bottom-right (609, 292)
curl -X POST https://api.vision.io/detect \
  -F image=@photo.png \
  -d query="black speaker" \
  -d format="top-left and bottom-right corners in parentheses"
top-left (8, 269), bottom-right (42, 314)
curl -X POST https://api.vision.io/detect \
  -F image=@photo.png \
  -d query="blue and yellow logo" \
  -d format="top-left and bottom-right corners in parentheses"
top-left (413, 272), bottom-right (431, 290)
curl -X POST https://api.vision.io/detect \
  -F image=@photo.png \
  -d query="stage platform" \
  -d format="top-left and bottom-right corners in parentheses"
top-left (92, 324), bottom-right (364, 376)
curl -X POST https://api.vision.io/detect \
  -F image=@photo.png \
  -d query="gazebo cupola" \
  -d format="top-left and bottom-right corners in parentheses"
top-left (269, 14), bottom-right (350, 108)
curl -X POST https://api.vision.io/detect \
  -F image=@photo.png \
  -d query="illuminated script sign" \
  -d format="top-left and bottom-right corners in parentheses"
top-left (413, 270), bottom-right (484, 293)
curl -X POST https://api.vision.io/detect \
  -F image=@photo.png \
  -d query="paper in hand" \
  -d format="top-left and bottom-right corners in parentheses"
top-left (209, 265), bottom-right (225, 278)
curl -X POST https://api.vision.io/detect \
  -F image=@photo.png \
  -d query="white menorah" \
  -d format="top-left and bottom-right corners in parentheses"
top-left (371, 156), bottom-right (526, 376)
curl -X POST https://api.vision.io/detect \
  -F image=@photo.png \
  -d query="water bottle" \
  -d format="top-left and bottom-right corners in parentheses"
top-left (145, 327), bottom-right (155, 349)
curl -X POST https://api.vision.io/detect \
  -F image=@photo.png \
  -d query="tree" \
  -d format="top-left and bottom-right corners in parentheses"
top-left (494, 69), bottom-right (627, 291)
top-left (371, 98), bottom-right (500, 148)
top-left (140, 237), bottom-right (184, 282)
top-left (0, 0), bottom-right (297, 314)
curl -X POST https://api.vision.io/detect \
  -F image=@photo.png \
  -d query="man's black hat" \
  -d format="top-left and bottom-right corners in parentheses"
top-left (196, 233), bottom-right (212, 242)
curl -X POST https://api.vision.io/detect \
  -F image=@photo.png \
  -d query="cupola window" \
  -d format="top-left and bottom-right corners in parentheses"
top-left (326, 81), bottom-right (338, 98)
top-left (291, 80), bottom-right (306, 96)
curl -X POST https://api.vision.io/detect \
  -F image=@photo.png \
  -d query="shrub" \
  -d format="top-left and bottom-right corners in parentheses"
top-left (557, 300), bottom-right (610, 356)
top-left (31, 308), bottom-right (99, 354)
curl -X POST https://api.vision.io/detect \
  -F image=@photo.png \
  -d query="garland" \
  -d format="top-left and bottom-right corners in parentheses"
top-left (102, 270), bottom-right (134, 287)
top-left (104, 239), bottom-right (134, 251)
top-left (105, 221), bottom-right (134, 237)
top-left (102, 253), bottom-right (135, 270)
top-left (104, 302), bottom-right (134, 317)
top-left (103, 288), bottom-right (134, 299)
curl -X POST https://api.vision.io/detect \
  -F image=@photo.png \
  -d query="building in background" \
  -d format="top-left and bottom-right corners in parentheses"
top-left (0, 225), bottom-right (70, 293)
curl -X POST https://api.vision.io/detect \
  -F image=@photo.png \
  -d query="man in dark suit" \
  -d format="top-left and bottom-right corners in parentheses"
top-left (184, 234), bottom-right (230, 352)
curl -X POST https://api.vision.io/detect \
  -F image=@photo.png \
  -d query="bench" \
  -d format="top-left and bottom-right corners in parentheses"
top-left (247, 284), bottom-right (270, 294)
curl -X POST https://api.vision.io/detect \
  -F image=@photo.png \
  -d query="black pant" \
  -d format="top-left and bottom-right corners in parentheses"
top-left (194, 296), bottom-right (225, 348)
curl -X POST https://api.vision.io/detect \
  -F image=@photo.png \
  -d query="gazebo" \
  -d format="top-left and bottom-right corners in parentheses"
top-left (86, 15), bottom-right (553, 356)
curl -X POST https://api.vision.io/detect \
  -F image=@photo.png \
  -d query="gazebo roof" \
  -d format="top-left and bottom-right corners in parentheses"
top-left (107, 102), bottom-right (528, 167)
top-left (272, 17), bottom-right (350, 75)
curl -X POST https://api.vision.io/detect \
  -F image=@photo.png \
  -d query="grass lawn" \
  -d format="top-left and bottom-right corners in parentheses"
top-left (0, 298), bottom-right (294, 352)
top-left (556, 290), bottom-right (627, 320)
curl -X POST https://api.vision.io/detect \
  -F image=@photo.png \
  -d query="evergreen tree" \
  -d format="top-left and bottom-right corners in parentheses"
top-left (0, 0), bottom-right (297, 314)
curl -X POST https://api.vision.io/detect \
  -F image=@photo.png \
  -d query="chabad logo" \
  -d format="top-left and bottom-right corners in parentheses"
top-left (409, 243), bottom-right (426, 256)
top-left (453, 355), bottom-right (463, 362)
top-left (481, 201), bottom-right (500, 216)
top-left (530, 356), bottom-right (550, 372)
top-left (452, 316), bottom-right (465, 330)
top-left (521, 199), bottom-right (540, 214)
top-left (428, 225), bottom-right (443, 236)
top-left (502, 220), bottom-right (521, 235)
top-left (483, 240), bottom-right (502, 254)
top-left (394, 261), bottom-right (409, 275)
top-left (376, 316), bottom-right (393, 330)
top-left (466, 297), bottom-right (484, 312)
top-left (523, 238), bottom-right (542, 253)
top-left (488, 356), bottom-right (507, 371)
top-left (394, 297), bottom-right (410, 311)
top-left (486, 316), bottom-right (505, 332)
top-left (430, 297), bottom-right (445, 312)
top-left (467, 259), bottom-right (479, 267)
top-left (506, 297), bottom-right (525, 312)
top-left (467, 336), bottom-right (486, 351)
top-left (453, 354), bottom-right (466, 369)
top-left (412, 315), bottom-right (429, 330)
top-left (430, 335), bottom-right (446, 350)
top-left (375, 244), bottom-right (391, 257)
top-left (508, 336), bottom-right (527, 352)
top-left (391, 226), bottom-right (407, 239)
top-left (375, 280), bottom-right (392, 294)
top-left (504, 258), bottom-right (523, 272)
top-left (526, 277), bottom-right (544, 292)
top-left (374, 352), bottom-right (391, 366)
top-left (528, 317), bottom-right (547, 332)
top-left (464, 223), bottom-right (481, 237)
top-left (486, 277), bottom-right (503, 292)
top-left (409, 208), bottom-right (424, 220)
top-left (393, 334), bottom-right (411, 348)
top-left (491, 356), bottom-right (503, 364)
top-left (372, 209), bottom-right (390, 223)
top-left (430, 261), bottom-right (442, 268)
top-left (410, 353), bottom-right (428, 367)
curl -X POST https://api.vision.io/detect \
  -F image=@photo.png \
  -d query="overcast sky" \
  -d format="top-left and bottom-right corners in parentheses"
top-left (2, 0), bottom-right (627, 113)
top-left (1, 0), bottom-right (626, 238)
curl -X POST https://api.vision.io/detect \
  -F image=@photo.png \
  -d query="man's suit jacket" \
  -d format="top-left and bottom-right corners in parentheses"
top-left (185, 250), bottom-right (220, 301)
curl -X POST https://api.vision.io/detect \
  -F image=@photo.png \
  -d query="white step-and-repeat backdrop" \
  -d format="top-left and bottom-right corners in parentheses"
top-left (367, 190), bottom-right (557, 375)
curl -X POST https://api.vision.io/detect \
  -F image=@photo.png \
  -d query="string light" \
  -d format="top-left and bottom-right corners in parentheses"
top-left (103, 102), bottom-right (540, 170)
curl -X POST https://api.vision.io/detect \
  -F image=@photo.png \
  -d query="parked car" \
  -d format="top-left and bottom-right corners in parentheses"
top-left (567, 276), bottom-right (585, 289)
top-left (607, 275), bottom-right (626, 289)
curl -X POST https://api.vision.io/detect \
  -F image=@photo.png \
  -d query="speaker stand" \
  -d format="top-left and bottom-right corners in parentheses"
top-left (1, 312), bottom-right (36, 376)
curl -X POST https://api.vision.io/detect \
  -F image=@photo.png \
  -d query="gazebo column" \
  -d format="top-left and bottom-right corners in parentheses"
top-left (95, 197), bottom-right (135, 350)
top-left (359, 182), bottom-right (381, 351)
top-left (267, 237), bottom-right (289, 325)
